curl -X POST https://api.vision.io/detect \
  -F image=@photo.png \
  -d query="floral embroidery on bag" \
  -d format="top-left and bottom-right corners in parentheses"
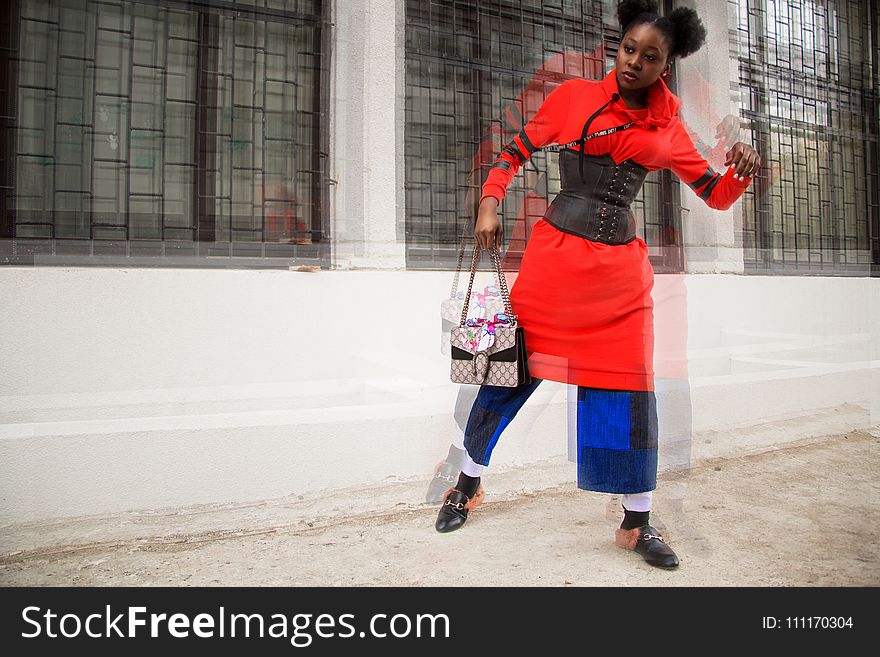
top-left (461, 313), bottom-right (513, 352)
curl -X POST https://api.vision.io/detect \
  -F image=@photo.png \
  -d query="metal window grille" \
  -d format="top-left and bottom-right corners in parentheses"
top-left (404, 0), bottom-right (686, 273)
top-left (0, 0), bottom-right (330, 269)
top-left (735, 0), bottom-right (879, 275)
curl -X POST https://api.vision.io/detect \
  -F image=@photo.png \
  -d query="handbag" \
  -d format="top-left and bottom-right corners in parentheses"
top-left (450, 245), bottom-right (531, 387)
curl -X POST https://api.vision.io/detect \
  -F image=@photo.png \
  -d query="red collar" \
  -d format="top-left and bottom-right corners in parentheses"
top-left (598, 68), bottom-right (681, 130)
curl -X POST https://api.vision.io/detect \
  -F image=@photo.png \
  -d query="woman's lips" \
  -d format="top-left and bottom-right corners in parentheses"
top-left (622, 71), bottom-right (638, 81)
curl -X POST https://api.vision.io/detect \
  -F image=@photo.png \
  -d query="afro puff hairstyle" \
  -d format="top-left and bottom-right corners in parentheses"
top-left (617, 0), bottom-right (707, 60)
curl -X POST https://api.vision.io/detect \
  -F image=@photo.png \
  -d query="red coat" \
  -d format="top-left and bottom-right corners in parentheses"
top-left (480, 68), bottom-right (753, 391)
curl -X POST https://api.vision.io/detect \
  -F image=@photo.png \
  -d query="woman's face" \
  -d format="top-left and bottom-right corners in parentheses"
top-left (615, 23), bottom-right (670, 91)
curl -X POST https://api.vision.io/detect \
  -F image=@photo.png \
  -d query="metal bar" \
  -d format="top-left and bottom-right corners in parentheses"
top-left (194, 10), bottom-right (218, 244)
top-left (125, 3), bottom-right (134, 242)
top-left (132, 0), bottom-right (323, 26)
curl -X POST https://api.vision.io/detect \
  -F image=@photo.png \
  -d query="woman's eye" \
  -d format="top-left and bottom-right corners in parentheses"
top-left (624, 46), bottom-right (655, 61)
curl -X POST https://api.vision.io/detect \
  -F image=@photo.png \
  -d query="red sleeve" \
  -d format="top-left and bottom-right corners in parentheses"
top-left (480, 80), bottom-right (572, 205)
top-left (668, 120), bottom-right (752, 211)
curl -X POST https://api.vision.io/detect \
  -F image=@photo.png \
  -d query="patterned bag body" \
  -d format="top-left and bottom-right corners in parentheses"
top-left (450, 246), bottom-right (531, 387)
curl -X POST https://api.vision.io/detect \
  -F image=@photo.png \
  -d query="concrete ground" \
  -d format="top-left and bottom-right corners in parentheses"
top-left (1, 428), bottom-right (878, 586)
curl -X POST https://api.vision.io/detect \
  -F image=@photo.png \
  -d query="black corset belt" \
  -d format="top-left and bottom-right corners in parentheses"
top-left (543, 150), bottom-right (649, 245)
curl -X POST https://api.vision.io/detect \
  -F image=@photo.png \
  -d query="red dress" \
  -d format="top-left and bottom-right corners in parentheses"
top-left (481, 68), bottom-right (752, 391)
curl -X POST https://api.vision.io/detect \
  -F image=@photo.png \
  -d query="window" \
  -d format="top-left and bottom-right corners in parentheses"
top-left (0, 0), bottom-right (330, 268)
top-left (735, 0), bottom-right (879, 275)
top-left (404, 0), bottom-right (686, 273)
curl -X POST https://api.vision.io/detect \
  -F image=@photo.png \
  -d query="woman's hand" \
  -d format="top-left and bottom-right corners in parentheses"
top-left (724, 142), bottom-right (761, 180)
top-left (474, 198), bottom-right (503, 251)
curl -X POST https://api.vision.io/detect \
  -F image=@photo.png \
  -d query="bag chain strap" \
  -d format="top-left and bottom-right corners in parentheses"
top-left (449, 216), bottom-right (500, 301)
top-left (449, 235), bottom-right (467, 300)
top-left (458, 246), bottom-right (515, 328)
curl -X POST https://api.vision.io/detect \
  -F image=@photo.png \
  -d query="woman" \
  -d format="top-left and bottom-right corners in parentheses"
top-left (434, 0), bottom-right (760, 570)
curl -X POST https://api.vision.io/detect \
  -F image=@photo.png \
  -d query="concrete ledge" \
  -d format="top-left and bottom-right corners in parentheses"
top-left (0, 418), bottom-right (875, 566)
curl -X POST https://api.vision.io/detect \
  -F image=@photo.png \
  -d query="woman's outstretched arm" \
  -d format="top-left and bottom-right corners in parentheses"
top-left (667, 119), bottom-right (760, 211)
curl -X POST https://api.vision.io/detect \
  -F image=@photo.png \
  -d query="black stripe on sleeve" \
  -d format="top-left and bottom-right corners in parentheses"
top-left (517, 129), bottom-right (536, 156)
top-left (510, 140), bottom-right (528, 163)
top-left (698, 172), bottom-right (722, 201)
top-left (501, 143), bottom-right (522, 163)
top-left (688, 166), bottom-right (717, 192)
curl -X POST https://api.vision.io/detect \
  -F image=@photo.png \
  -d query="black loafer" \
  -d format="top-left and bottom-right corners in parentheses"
top-left (434, 485), bottom-right (484, 533)
top-left (633, 525), bottom-right (680, 568)
top-left (426, 460), bottom-right (460, 504)
top-left (616, 524), bottom-right (680, 569)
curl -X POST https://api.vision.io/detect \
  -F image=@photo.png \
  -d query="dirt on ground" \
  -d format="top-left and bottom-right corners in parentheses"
top-left (1, 430), bottom-right (878, 586)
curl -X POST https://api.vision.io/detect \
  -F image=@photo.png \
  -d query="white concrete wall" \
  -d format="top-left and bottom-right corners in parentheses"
top-left (0, 267), bottom-right (876, 524)
top-left (872, 281), bottom-right (880, 432)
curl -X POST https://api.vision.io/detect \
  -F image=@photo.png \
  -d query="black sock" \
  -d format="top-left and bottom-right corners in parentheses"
top-left (620, 506), bottom-right (650, 530)
top-left (445, 444), bottom-right (466, 470)
top-left (455, 472), bottom-right (480, 498)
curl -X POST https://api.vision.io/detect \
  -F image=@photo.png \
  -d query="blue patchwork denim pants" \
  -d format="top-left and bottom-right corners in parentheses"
top-left (463, 378), bottom-right (658, 494)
